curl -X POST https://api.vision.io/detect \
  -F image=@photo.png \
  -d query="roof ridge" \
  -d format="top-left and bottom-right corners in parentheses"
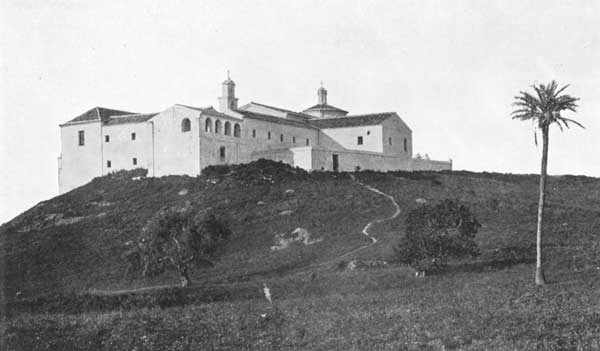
top-left (175, 103), bottom-right (212, 111)
top-left (110, 112), bottom-right (158, 118)
top-left (246, 101), bottom-right (313, 118)
top-left (345, 112), bottom-right (396, 118)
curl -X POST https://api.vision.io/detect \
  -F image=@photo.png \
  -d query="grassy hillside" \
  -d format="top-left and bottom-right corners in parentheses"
top-left (2, 160), bottom-right (600, 350)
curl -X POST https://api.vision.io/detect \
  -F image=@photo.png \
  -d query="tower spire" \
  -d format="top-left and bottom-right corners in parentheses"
top-left (317, 82), bottom-right (327, 105)
top-left (219, 72), bottom-right (238, 112)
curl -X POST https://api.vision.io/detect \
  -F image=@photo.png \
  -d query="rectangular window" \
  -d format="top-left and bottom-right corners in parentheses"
top-left (132, 158), bottom-right (137, 165)
top-left (293, 136), bottom-right (296, 144)
top-left (105, 135), bottom-right (110, 142)
top-left (107, 160), bottom-right (111, 168)
top-left (280, 134), bottom-right (284, 142)
top-left (357, 136), bottom-right (363, 145)
top-left (306, 138), bottom-right (310, 146)
top-left (219, 146), bottom-right (226, 160)
top-left (252, 129), bottom-right (256, 138)
top-left (389, 137), bottom-right (392, 145)
top-left (403, 138), bottom-right (408, 152)
top-left (78, 131), bottom-right (85, 146)
top-left (268, 131), bottom-right (271, 140)
top-left (131, 133), bottom-right (136, 140)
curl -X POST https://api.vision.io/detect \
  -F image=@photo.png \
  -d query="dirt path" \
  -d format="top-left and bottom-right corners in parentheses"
top-left (352, 174), bottom-right (402, 244)
top-left (315, 174), bottom-right (402, 264)
top-left (91, 175), bottom-right (405, 294)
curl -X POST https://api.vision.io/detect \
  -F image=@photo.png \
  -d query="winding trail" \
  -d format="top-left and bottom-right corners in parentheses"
top-left (91, 175), bottom-right (404, 294)
top-left (352, 175), bottom-right (402, 244)
top-left (316, 174), bottom-right (402, 265)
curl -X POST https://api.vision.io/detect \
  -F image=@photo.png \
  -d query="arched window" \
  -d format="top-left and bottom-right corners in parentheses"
top-left (205, 118), bottom-right (212, 133)
top-left (181, 118), bottom-right (191, 132)
top-left (215, 120), bottom-right (222, 134)
top-left (224, 121), bottom-right (231, 136)
top-left (234, 123), bottom-right (241, 138)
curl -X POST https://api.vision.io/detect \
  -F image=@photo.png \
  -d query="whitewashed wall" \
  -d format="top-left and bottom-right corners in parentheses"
top-left (58, 121), bottom-right (102, 193)
top-left (150, 106), bottom-right (202, 177)
top-left (101, 122), bottom-right (152, 174)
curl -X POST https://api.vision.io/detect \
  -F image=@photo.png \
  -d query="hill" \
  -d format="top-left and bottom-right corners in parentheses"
top-left (2, 160), bottom-right (600, 350)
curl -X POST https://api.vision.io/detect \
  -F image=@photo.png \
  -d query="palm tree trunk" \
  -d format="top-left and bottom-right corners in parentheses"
top-left (535, 126), bottom-right (549, 285)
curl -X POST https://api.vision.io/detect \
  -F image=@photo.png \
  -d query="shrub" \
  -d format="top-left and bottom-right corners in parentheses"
top-left (133, 205), bottom-right (231, 287)
top-left (393, 199), bottom-right (481, 274)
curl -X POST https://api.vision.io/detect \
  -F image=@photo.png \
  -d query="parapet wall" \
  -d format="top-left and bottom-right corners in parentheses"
top-left (410, 158), bottom-right (452, 171)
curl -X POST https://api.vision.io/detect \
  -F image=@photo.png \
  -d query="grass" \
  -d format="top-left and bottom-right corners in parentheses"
top-left (2, 160), bottom-right (600, 350)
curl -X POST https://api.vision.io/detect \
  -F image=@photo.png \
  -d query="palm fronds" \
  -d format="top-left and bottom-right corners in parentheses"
top-left (511, 80), bottom-right (582, 132)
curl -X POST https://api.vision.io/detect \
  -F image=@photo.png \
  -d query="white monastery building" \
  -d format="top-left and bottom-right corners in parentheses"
top-left (58, 76), bottom-right (451, 193)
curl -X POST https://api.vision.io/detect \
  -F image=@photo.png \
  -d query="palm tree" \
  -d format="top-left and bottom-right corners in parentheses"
top-left (512, 81), bottom-right (582, 285)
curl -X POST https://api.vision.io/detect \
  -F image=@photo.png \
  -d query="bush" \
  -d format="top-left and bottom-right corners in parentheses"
top-left (393, 199), bottom-right (481, 274)
top-left (132, 205), bottom-right (231, 287)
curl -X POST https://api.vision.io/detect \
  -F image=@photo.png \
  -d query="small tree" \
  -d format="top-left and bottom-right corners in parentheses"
top-left (394, 199), bottom-right (480, 275)
top-left (136, 205), bottom-right (231, 287)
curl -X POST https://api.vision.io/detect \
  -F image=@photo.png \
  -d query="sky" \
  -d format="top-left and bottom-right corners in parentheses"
top-left (1, 0), bottom-right (599, 223)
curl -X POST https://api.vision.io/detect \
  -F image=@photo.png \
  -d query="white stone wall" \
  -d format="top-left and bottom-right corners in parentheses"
top-left (59, 101), bottom-right (443, 193)
top-left (319, 125), bottom-right (383, 153)
top-left (382, 116), bottom-right (412, 157)
top-left (101, 122), bottom-right (152, 174)
top-left (410, 158), bottom-right (452, 171)
top-left (58, 121), bottom-right (102, 193)
top-left (150, 106), bottom-right (203, 177)
top-left (239, 117), bottom-right (320, 153)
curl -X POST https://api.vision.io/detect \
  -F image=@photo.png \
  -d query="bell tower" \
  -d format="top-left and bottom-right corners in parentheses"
top-left (218, 71), bottom-right (238, 112)
top-left (317, 81), bottom-right (327, 105)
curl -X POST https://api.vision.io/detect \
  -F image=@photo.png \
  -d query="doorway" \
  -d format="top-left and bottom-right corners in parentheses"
top-left (332, 154), bottom-right (339, 172)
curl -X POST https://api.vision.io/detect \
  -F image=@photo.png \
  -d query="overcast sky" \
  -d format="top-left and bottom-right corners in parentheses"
top-left (1, 0), bottom-right (599, 223)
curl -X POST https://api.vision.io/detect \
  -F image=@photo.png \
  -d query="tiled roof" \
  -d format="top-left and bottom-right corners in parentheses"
top-left (103, 113), bottom-right (158, 126)
top-left (302, 103), bottom-right (348, 114)
top-left (175, 104), bottom-right (237, 119)
top-left (309, 112), bottom-right (396, 129)
top-left (175, 104), bottom-right (212, 112)
top-left (63, 107), bottom-right (135, 125)
top-left (241, 102), bottom-right (313, 119)
top-left (237, 110), bottom-right (319, 130)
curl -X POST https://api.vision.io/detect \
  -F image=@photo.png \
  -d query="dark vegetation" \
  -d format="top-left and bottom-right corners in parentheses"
top-left (2, 160), bottom-right (600, 350)
top-left (131, 206), bottom-right (231, 287)
top-left (394, 199), bottom-right (481, 274)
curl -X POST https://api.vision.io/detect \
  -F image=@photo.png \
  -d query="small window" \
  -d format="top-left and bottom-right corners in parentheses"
top-left (252, 129), bottom-right (256, 138)
top-left (107, 160), bottom-right (111, 168)
top-left (280, 134), bottom-right (284, 142)
top-left (219, 146), bottom-right (226, 160)
top-left (181, 118), bottom-right (191, 132)
top-left (389, 137), bottom-right (392, 145)
top-left (132, 157), bottom-right (137, 165)
top-left (268, 131), bottom-right (271, 140)
top-left (224, 121), bottom-right (231, 136)
top-left (131, 133), bottom-right (136, 140)
top-left (105, 135), bottom-right (110, 142)
top-left (403, 138), bottom-right (408, 152)
top-left (306, 138), bottom-right (310, 146)
top-left (78, 130), bottom-right (85, 146)
top-left (205, 118), bottom-right (212, 133)
top-left (215, 120), bottom-right (222, 134)
top-left (234, 123), bottom-right (241, 137)
top-left (367, 131), bottom-right (371, 135)
top-left (357, 136), bottom-right (363, 145)
top-left (293, 136), bottom-right (296, 144)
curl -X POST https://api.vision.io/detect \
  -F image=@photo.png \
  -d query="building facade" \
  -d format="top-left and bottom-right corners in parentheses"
top-left (58, 77), bottom-right (451, 193)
